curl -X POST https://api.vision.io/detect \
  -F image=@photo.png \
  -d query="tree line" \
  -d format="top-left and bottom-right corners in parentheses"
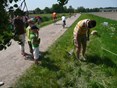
top-left (31, 4), bottom-right (117, 14)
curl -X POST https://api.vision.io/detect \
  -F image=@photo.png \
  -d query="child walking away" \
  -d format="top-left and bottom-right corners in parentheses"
top-left (30, 25), bottom-right (40, 64)
top-left (52, 12), bottom-right (57, 24)
top-left (61, 15), bottom-right (66, 28)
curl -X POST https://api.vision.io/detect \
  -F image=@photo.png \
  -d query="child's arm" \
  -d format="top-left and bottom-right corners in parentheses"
top-left (34, 29), bottom-right (39, 37)
top-left (87, 29), bottom-right (90, 41)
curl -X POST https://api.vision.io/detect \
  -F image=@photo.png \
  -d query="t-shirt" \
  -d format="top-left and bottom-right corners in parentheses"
top-left (14, 18), bottom-right (25, 35)
top-left (30, 25), bottom-right (39, 48)
top-left (73, 19), bottom-right (90, 39)
top-left (30, 33), bottom-right (39, 48)
top-left (26, 26), bottom-right (31, 41)
top-left (61, 16), bottom-right (66, 21)
top-left (52, 12), bottom-right (57, 18)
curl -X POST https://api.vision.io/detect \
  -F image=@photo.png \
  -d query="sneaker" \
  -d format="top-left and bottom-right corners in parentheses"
top-left (81, 56), bottom-right (86, 61)
top-left (77, 57), bottom-right (81, 61)
top-left (0, 81), bottom-right (4, 86)
top-left (21, 52), bottom-right (28, 56)
top-left (82, 56), bottom-right (86, 61)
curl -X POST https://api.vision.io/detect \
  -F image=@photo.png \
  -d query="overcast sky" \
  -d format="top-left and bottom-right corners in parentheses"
top-left (11, 0), bottom-right (117, 10)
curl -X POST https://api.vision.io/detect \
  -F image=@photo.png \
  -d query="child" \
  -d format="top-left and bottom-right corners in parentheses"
top-left (30, 25), bottom-right (40, 64)
top-left (13, 16), bottom-right (27, 56)
top-left (26, 18), bottom-right (35, 56)
top-left (52, 12), bottom-right (57, 23)
top-left (73, 19), bottom-right (96, 60)
top-left (61, 15), bottom-right (66, 28)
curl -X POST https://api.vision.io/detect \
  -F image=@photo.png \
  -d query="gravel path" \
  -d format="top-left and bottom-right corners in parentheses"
top-left (0, 14), bottom-right (81, 88)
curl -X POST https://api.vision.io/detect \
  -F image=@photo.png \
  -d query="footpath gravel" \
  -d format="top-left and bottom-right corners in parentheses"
top-left (0, 14), bottom-right (81, 88)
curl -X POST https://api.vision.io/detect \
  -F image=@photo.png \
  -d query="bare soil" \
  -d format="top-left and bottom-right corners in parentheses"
top-left (91, 12), bottom-right (117, 21)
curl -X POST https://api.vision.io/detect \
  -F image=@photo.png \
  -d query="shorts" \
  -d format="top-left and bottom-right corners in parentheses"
top-left (33, 47), bottom-right (39, 60)
top-left (74, 34), bottom-right (87, 47)
top-left (53, 17), bottom-right (57, 20)
top-left (19, 34), bottom-right (25, 53)
top-left (63, 20), bottom-right (66, 25)
top-left (19, 34), bottom-right (25, 45)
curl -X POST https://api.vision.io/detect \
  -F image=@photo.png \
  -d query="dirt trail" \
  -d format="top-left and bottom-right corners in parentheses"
top-left (0, 14), bottom-right (81, 88)
top-left (91, 12), bottom-right (117, 21)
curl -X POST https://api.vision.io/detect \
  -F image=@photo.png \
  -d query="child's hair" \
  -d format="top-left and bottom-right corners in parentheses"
top-left (88, 20), bottom-right (96, 28)
top-left (31, 25), bottom-right (38, 30)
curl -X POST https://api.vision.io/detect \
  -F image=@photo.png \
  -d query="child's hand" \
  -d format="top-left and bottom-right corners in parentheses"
top-left (32, 38), bottom-right (40, 45)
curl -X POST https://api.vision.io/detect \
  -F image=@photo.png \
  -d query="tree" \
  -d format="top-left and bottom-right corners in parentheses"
top-left (56, 0), bottom-right (69, 13)
top-left (43, 7), bottom-right (51, 13)
top-left (77, 6), bottom-right (86, 12)
top-left (51, 4), bottom-right (61, 13)
top-left (63, 6), bottom-right (68, 13)
top-left (35, 8), bottom-right (42, 14)
top-left (57, 0), bottom-right (69, 6)
top-left (0, 0), bottom-right (19, 51)
top-left (68, 5), bottom-right (74, 13)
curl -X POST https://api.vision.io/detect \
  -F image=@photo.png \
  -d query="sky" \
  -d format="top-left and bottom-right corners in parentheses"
top-left (12, 0), bottom-right (117, 10)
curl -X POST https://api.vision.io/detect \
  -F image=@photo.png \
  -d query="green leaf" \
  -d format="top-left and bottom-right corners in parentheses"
top-left (57, 0), bottom-right (69, 6)
top-left (9, 6), bottom-right (14, 10)
top-left (9, 0), bottom-right (13, 3)
top-left (14, 0), bottom-right (19, 3)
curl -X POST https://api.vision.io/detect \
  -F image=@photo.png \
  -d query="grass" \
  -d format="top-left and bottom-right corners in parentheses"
top-left (13, 14), bottom-right (117, 88)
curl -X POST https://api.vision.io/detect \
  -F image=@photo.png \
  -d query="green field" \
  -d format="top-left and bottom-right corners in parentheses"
top-left (13, 14), bottom-right (117, 88)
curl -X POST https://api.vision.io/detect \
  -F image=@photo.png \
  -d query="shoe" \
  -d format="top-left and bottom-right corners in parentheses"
top-left (0, 81), bottom-right (4, 86)
top-left (81, 56), bottom-right (86, 61)
top-left (77, 57), bottom-right (81, 60)
top-left (82, 56), bottom-right (86, 61)
top-left (21, 52), bottom-right (28, 56)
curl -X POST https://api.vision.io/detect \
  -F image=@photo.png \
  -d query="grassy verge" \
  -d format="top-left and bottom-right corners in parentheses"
top-left (13, 14), bottom-right (117, 88)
